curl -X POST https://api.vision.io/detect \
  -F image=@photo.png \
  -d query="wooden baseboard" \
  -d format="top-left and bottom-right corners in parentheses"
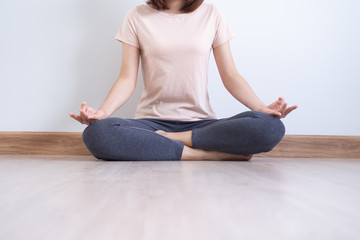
top-left (0, 132), bottom-right (359, 158)
top-left (0, 132), bottom-right (88, 155)
top-left (257, 135), bottom-right (360, 158)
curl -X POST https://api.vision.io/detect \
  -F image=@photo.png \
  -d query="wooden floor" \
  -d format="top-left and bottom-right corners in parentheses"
top-left (0, 156), bottom-right (359, 240)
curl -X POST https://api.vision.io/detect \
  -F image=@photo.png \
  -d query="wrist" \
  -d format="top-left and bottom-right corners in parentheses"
top-left (98, 109), bottom-right (111, 118)
top-left (252, 104), bottom-right (267, 112)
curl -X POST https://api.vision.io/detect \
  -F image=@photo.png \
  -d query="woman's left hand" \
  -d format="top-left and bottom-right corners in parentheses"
top-left (258, 97), bottom-right (298, 119)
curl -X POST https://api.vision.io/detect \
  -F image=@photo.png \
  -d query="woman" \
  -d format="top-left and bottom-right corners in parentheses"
top-left (69, 0), bottom-right (297, 161)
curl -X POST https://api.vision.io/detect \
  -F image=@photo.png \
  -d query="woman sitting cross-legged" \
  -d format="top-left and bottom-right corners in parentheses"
top-left (69, 0), bottom-right (297, 161)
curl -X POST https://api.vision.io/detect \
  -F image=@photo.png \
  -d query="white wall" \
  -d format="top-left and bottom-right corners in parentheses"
top-left (1, 0), bottom-right (359, 135)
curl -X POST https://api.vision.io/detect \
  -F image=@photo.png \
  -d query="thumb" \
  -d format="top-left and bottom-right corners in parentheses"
top-left (88, 111), bottom-right (104, 120)
top-left (265, 109), bottom-right (282, 117)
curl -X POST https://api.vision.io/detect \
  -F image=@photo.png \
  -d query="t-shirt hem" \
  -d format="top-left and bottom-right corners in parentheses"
top-left (115, 37), bottom-right (140, 48)
top-left (134, 115), bottom-right (218, 121)
top-left (212, 35), bottom-right (234, 49)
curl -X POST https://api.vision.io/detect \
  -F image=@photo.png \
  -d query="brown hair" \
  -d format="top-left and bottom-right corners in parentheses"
top-left (146, 0), bottom-right (204, 13)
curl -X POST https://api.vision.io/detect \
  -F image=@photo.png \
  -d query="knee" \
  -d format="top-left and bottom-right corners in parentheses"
top-left (82, 118), bottom-right (117, 160)
top-left (254, 112), bottom-right (286, 152)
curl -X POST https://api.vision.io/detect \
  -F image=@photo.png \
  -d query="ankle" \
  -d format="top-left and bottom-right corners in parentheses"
top-left (181, 146), bottom-right (209, 160)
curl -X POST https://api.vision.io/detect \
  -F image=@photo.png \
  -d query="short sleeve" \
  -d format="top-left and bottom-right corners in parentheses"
top-left (212, 7), bottom-right (234, 48)
top-left (115, 9), bottom-right (140, 48)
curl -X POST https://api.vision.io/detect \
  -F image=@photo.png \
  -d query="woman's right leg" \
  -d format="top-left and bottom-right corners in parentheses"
top-left (82, 118), bottom-right (184, 161)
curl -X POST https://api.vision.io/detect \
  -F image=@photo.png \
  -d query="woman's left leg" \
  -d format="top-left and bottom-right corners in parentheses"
top-left (157, 111), bottom-right (285, 156)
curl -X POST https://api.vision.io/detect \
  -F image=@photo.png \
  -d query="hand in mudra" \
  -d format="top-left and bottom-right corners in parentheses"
top-left (69, 102), bottom-right (107, 125)
top-left (259, 97), bottom-right (297, 119)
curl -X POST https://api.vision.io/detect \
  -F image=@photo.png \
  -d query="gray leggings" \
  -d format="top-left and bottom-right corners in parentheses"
top-left (82, 111), bottom-right (285, 161)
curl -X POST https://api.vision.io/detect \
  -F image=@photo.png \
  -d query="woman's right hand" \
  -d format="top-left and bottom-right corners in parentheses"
top-left (69, 101), bottom-right (108, 125)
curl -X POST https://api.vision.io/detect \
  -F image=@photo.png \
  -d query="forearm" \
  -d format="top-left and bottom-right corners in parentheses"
top-left (98, 77), bottom-right (136, 117)
top-left (223, 73), bottom-right (266, 111)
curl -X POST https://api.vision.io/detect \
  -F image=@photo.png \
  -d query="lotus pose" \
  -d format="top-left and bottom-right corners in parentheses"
top-left (70, 0), bottom-right (297, 161)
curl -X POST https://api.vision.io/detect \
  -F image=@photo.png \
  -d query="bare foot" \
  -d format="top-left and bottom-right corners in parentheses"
top-left (156, 130), bottom-right (193, 147)
top-left (155, 130), bottom-right (167, 136)
top-left (181, 145), bottom-right (253, 161)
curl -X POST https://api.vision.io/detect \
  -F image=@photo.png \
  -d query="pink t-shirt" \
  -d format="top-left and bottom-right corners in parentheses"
top-left (115, 3), bottom-right (233, 121)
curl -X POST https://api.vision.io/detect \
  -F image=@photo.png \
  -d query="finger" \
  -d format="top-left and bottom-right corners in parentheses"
top-left (282, 105), bottom-right (298, 118)
top-left (286, 105), bottom-right (298, 113)
top-left (276, 97), bottom-right (284, 110)
top-left (81, 101), bottom-right (88, 112)
top-left (80, 108), bottom-right (92, 118)
top-left (275, 101), bottom-right (285, 114)
top-left (69, 113), bottom-right (84, 124)
top-left (281, 105), bottom-right (297, 118)
top-left (86, 107), bottom-right (97, 118)
top-left (69, 113), bottom-right (81, 121)
top-left (280, 102), bottom-right (288, 115)
top-left (79, 109), bottom-right (91, 124)
top-left (266, 109), bottom-right (282, 117)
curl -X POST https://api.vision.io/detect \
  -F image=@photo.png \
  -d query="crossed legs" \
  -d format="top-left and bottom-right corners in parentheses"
top-left (156, 130), bottom-right (253, 161)
top-left (82, 111), bottom-right (285, 161)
